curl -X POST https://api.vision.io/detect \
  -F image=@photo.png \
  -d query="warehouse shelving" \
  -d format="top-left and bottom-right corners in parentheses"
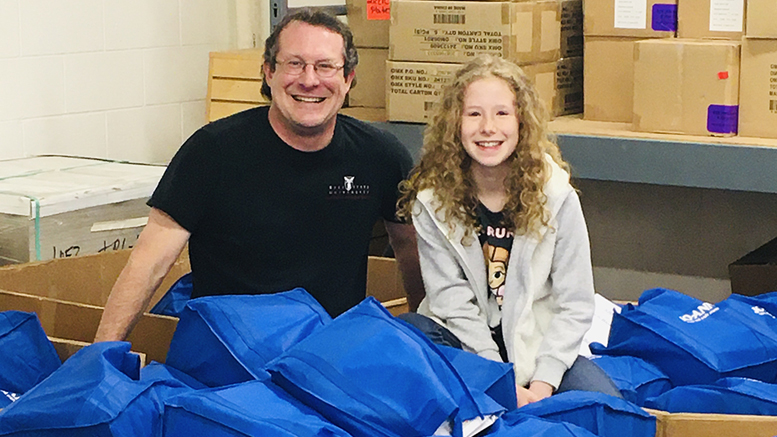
top-left (341, 110), bottom-right (777, 194)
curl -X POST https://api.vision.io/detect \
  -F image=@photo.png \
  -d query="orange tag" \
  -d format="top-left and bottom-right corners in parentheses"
top-left (718, 71), bottom-right (729, 80)
top-left (367, 0), bottom-right (390, 20)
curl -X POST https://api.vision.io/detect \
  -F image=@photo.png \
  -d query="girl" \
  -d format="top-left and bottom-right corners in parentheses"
top-left (397, 55), bottom-right (620, 407)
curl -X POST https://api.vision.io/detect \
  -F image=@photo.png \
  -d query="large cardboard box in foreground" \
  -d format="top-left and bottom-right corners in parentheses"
top-left (0, 156), bottom-right (164, 266)
top-left (584, 36), bottom-right (642, 122)
top-left (0, 250), bottom-right (409, 362)
top-left (649, 409), bottom-right (777, 437)
top-left (584, 0), bottom-right (677, 38)
top-left (0, 249), bottom-right (188, 363)
top-left (738, 39), bottom-right (777, 139)
top-left (746, 0), bottom-right (777, 39)
top-left (633, 39), bottom-right (740, 136)
top-left (677, 0), bottom-right (744, 40)
top-left (389, 0), bottom-right (560, 65)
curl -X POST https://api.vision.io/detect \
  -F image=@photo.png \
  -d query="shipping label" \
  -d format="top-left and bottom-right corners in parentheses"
top-left (709, 0), bottom-right (744, 32)
top-left (411, 27), bottom-right (505, 59)
top-left (614, 0), bottom-right (647, 29)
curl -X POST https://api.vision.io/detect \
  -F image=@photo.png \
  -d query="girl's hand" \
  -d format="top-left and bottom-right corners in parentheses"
top-left (516, 381), bottom-right (554, 407)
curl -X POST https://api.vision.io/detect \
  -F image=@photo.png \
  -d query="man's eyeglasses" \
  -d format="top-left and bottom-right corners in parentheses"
top-left (276, 59), bottom-right (345, 78)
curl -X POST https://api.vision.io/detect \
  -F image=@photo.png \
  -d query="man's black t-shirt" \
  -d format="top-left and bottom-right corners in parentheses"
top-left (149, 106), bottom-right (413, 317)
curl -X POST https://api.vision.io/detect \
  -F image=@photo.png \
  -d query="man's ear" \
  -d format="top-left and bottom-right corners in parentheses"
top-left (263, 62), bottom-right (273, 81)
top-left (345, 69), bottom-right (356, 87)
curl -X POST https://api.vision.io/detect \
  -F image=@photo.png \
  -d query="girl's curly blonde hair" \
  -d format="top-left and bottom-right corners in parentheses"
top-left (397, 55), bottom-right (569, 243)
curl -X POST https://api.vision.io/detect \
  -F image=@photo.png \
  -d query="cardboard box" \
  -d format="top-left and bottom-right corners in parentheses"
top-left (0, 249), bottom-right (409, 363)
top-left (0, 249), bottom-right (188, 363)
top-left (584, 36), bottom-right (642, 122)
top-left (649, 409), bottom-right (777, 437)
top-left (367, 256), bottom-right (409, 315)
top-left (389, 0), bottom-right (560, 65)
top-left (523, 57), bottom-right (583, 118)
top-left (633, 39), bottom-right (741, 136)
top-left (386, 60), bottom-right (462, 123)
top-left (346, 0), bottom-right (391, 48)
top-left (738, 39), bottom-right (777, 139)
top-left (206, 49), bottom-right (269, 122)
top-left (677, 0), bottom-right (744, 39)
top-left (560, 0), bottom-right (583, 58)
top-left (0, 289), bottom-right (177, 364)
top-left (729, 235), bottom-right (777, 296)
top-left (349, 48), bottom-right (389, 108)
top-left (746, 0), bottom-right (777, 39)
top-left (0, 156), bottom-right (164, 266)
top-left (584, 0), bottom-right (677, 38)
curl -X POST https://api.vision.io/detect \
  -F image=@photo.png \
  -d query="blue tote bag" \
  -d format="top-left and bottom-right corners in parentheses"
top-left (0, 342), bottom-right (200, 437)
top-left (484, 414), bottom-right (598, 437)
top-left (437, 345), bottom-right (517, 411)
top-left (164, 379), bottom-right (351, 437)
top-left (590, 355), bottom-right (672, 406)
top-left (0, 311), bottom-right (61, 395)
top-left (149, 273), bottom-right (192, 318)
top-left (515, 391), bottom-right (656, 437)
top-left (644, 377), bottom-right (777, 415)
top-left (591, 288), bottom-right (777, 386)
top-left (266, 297), bottom-right (505, 437)
top-left (165, 288), bottom-right (332, 387)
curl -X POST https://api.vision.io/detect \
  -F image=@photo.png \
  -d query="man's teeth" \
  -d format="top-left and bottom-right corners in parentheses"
top-left (294, 96), bottom-right (325, 103)
top-left (477, 141), bottom-right (501, 148)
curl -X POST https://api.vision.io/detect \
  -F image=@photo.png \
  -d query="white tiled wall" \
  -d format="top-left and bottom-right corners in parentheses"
top-left (0, 0), bottom-right (237, 164)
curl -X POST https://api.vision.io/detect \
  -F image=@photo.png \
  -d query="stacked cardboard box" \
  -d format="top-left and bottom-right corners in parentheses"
top-left (346, 0), bottom-right (390, 109)
top-left (583, 0), bottom-right (677, 122)
top-left (738, 0), bottom-right (777, 138)
top-left (677, 0), bottom-right (745, 40)
top-left (633, 39), bottom-right (741, 136)
top-left (387, 0), bottom-right (581, 123)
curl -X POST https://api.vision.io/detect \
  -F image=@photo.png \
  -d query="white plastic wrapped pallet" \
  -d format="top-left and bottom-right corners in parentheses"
top-left (0, 156), bottom-right (164, 265)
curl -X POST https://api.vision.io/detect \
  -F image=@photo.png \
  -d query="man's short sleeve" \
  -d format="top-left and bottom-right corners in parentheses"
top-left (148, 128), bottom-right (219, 232)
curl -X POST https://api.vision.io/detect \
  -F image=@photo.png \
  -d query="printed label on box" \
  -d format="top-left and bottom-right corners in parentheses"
top-left (707, 105), bottom-right (739, 134)
top-left (770, 64), bottom-right (777, 112)
top-left (614, 0), bottom-right (647, 29)
top-left (367, 0), bottom-right (390, 20)
top-left (651, 4), bottom-right (677, 31)
top-left (709, 0), bottom-right (744, 32)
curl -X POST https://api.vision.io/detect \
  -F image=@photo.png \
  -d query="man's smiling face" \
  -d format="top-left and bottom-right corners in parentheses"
top-left (264, 21), bottom-right (354, 140)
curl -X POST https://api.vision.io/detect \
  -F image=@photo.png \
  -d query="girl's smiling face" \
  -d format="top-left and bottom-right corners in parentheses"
top-left (460, 76), bottom-right (520, 172)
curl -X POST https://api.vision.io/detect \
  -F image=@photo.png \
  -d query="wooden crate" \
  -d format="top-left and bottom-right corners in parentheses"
top-left (206, 49), bottom-right (270, 122)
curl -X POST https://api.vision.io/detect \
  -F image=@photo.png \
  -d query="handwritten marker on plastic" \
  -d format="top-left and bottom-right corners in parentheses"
top-left (718, 71), bottom-right (729, 80)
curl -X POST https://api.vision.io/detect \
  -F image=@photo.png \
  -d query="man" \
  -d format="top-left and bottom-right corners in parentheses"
top-left (94, 9), bottom-right (423, 343)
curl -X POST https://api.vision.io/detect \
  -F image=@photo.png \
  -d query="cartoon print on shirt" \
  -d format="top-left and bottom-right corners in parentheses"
top-left (483, 242), bottom-right (509, 306)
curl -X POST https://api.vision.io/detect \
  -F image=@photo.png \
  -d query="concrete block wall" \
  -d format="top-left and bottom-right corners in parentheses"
top-left (0, 0), bottom-right (237, 164)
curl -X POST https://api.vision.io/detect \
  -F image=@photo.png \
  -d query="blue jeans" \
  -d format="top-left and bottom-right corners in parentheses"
top-left (397, 312), bottom-right (622, 398)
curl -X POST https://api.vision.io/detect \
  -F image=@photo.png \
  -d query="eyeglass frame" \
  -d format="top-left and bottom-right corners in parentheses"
top-left (274, 58), bottom-right (346, 78)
